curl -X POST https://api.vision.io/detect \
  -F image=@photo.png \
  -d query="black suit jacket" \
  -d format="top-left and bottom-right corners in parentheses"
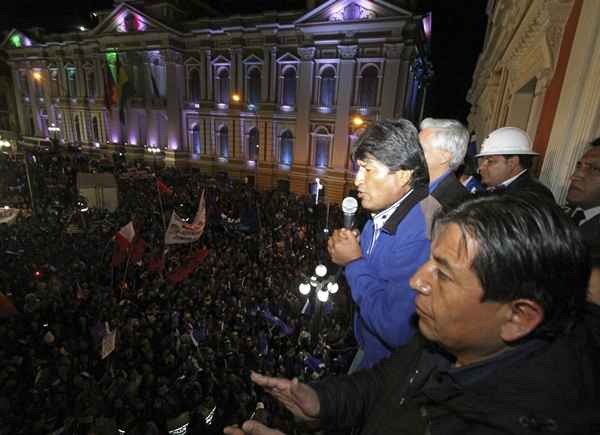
top-left (580, 213), bottom-right (600, 252)
top-left (430, 172), bottom-right (471, 210)
top-left (505, 170), bottom-right (556, 203)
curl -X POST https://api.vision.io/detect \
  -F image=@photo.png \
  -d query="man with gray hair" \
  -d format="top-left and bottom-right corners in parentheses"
top-left (418, 118), bottom-right (470, 234)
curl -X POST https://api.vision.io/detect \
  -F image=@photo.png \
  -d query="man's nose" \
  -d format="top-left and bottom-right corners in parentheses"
top-left (410, 262), bottom-right (433, 295)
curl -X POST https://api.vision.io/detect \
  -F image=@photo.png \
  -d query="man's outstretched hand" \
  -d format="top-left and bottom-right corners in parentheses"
top-left (250, 372), bottom-right (320, 422)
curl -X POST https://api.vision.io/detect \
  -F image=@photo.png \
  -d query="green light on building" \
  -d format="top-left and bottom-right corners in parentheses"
top-left (10, 34), bottom-right (22, 48)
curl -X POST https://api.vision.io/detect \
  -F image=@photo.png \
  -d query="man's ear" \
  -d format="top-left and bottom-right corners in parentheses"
top-left (500, 299), bottom-right (544, 342)
top-left (507, 155), bottom-right (521, 172)
top-left (393, 169), bottom-right (413, 188)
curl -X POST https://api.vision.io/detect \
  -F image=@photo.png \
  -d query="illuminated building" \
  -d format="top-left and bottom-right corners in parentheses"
top-left (0, 0), bottom-right (431, 201)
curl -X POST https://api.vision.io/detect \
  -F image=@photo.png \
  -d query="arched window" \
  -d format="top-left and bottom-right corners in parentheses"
top-left (49, 68), bottom-right (60, 97)
top-left (280, 130), bottom-right (293, 165)
top-left (192, 124), bottom-right (201, 154)
top-left (282, 67), bottom-right (296, 106)
top-left (218, 125), bottom-right (229, 157)
top-left (189, 69), bottom-right (200, 102)
top-left (319, 67), bottom-right (336, 108)
top-left (86, 70), bottom-right (96, 98)
top-left (248, 127), bottom-right (259, 161)
top-left (359, 65), bottom-right (378, 107)
top-left (92, 117), bottom-right (100, 141)
top-left (314, 130), bottom-right (330, 168)
top-left (66, 67), bottom-right (77, 97)
top-left (74, 115), bottom-right (81, 142)
top-left (217, 68), bottom-right (230, 104)
top-left (247, 68), bottom-right (261, 106)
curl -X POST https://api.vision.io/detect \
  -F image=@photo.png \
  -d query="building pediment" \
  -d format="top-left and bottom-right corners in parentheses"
top-left (243, 54), bottom-right (263, 65)
top-left (91, 3), bottom-right (178, 36)
top-left (1, 29), bottom-right (34, 49)
top-left (277, 52), bottom-right (300, 63)
top-left (295, 0), bottom-right (411, 25)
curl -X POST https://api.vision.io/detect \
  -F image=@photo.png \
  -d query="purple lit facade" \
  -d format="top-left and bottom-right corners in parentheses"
top-left (1, 0), bottom-right (430, 202)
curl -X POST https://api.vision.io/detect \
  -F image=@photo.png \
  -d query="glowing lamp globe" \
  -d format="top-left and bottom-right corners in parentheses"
top-left (315, 264), bottom-right (327, 277)
top-left (299, 283), bottom-right (311, 295)
top-left (317, 289), bottom-right (329, 302)
top-left (327, 282), bottom-right (339, 294)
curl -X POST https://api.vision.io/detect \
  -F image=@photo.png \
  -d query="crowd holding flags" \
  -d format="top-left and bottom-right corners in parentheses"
top-left (110, 180), bottom-right (209, 289)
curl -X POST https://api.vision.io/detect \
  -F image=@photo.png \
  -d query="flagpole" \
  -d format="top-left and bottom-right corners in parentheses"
top-left (155, 177), bottom-right (167, 232)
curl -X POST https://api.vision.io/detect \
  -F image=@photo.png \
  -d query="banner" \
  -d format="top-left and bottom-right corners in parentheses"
top-left (164, 191), bottom-right (206, 245)
top-left (0, 207), bottom-right (19, 225)
top-left (101, 329), bottom-right (117, 359)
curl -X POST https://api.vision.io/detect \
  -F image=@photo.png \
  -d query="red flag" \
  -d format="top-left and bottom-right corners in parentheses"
top-left (115, 221), bottom-right (135, 251)
top-left (148, 253), bottom-right (165, 273)
top-left (130, 238), bottom-right (145, 265)
top-left (156, 179), bottom-right (173, 195)
top-left (167, 247), bottom-right (209, 284)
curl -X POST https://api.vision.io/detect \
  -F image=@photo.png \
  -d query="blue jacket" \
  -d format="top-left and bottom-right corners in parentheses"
top-left (345, 186), bottom-right (430, 369)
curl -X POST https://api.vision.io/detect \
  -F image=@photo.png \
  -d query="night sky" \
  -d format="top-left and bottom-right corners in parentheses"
top-left (0, 0), bottom-right (487, 124)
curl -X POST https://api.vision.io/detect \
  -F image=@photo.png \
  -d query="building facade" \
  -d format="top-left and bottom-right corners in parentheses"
top-left (0, 0), bottom-right (430, 202)
top-left (467, 0), bottom-right (600, 203)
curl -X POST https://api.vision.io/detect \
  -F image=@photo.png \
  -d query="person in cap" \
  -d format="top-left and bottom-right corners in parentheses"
top-left (476, 127), bottom-right (555, 201)
top-left (225, 194), bottom-right (600, 435)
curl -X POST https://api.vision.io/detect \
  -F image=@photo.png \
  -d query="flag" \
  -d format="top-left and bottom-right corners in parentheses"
top-left (130, 238), bottom-right (146, 266)
top-left (148, 252), bottom-right (165, 273)
top-left (156, 179), bottom-right (173, 195)
top-left (116, 55), bottom-right (132, 125)
top-left (164, 191), bottom-right (206, 245)
top-left (115, 221), bottom-right (136, 251)
top-left (103, 60), bottom-right (116, 112)
top-left (166, 247), bottom-right (209, 283)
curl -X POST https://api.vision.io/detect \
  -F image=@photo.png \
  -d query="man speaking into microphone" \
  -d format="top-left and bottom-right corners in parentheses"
top-left (328, 119), bottom-right (431, 371)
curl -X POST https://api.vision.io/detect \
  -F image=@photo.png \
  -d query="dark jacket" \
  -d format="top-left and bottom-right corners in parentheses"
top-left (421, 172), bottom-right (470, 237)
top-left (345, 186), bottom-right (430, 369)
top-left (505, 170), bottom-right (556, 203)
top-left (314, 330), bottom-right (600, 435)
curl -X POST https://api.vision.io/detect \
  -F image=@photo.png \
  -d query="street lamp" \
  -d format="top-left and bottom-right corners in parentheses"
top-left (298, 264), bottom-right (340, 337)
top-left (231, 93), bottom-right (241, 103)
top-left (351, 115), bottom-right (365, 128)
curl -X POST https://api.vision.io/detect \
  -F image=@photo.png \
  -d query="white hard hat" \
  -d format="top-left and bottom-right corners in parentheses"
top-left (475, 127), bottom-right (538, 157)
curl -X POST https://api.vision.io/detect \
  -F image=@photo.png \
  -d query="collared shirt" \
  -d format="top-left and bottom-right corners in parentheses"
top-left (572, 205), bottom-right (600, 226)
top-left (368, 189), bottom-right (413, 255)
top-left (487, 169), bottom-right (528, 191)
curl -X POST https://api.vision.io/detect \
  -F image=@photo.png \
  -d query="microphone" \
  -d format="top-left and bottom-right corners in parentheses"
top-left (342, 196), bottom-right (358, 230)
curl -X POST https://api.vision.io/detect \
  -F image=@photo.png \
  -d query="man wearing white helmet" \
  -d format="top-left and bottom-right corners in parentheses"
top-left (475, 127), bottom-right (555, 201)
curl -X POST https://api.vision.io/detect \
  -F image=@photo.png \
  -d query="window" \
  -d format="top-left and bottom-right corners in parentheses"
top-left (217, 68), bottom-right (230, 105)
top-left (74, 115), bottom-right (82, 142)
top-left (218, 125), bottom-right (228, 157)
top-left (319, 67), bottom-right (336, 108)
top-left (189, 69), bottom-right (200, 102)
top-left (66, 67), bottom-right (77, 97)
top-left (315, 133), bottom-right (330, 168)
top-left (192, 124), bottom-right (201, 154)
top-left (248, 127), bottom-right (258, 161)
top-left (19, 70), bottom-right (29, 97)
top-left (247, 68), bottom-right (261, 106)
top-left (359, 65), bottom-right (378, 107)
top-left (92, 117), bottom-right (100, 141)
top-left (282, 67), bottom-right (296, 106)
top-left (280, 130), bottom-right (293, 165)
top-left (49, 69), bottom-right (60, 97)
top-left (86, 70), bottom-right (96, 98)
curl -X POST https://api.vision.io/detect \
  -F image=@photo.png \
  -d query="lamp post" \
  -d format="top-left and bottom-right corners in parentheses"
top-left (299, 264), bottom-right (340, 339)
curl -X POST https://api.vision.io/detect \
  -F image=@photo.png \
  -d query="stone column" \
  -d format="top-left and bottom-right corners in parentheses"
top-left (380, 43), bottom-right (403, 119)
top-left (26, 65), bottom-right (43, 136)
top-left (294, 47), bottom-right (316, 165)
top-left (205, 49), bottom-right (213, 102)
top-left (261, 47), bottom-right (270, 102)
top-left (165, 50), bottom-right (183, 151)
top-left (332, 45), bottom-right (357, 169)
top-left (270, 46), bottom-right (277, 103)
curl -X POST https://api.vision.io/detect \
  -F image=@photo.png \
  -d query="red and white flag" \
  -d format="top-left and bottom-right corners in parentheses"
top-left (115, 221), bottom-right (136, 251)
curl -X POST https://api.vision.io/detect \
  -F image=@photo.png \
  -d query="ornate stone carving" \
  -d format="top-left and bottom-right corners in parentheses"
top-left (297, 47), bottom-right (316, 61)
top-left (337, 45), bottom-right (358, 59)
top-left (329, 3), bottom-right (376, 22)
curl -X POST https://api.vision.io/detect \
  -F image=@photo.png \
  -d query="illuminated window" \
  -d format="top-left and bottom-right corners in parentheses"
top-left (188, 69), bottom-right (200, 102)
top-left (282, 67), bottom-right (296, 107)
top-left (248, 127), bottom-right (258, 161)
top-left (217, 68), bottom-right (230, 104)
top-left (247, 68), bottom-right (261, 105)
top-left (192, 124), bottom-right (201, 154)
top-left (218, 125), bottom-right (228, 157)
top-left (280, 130), bottom-right (293, 165)
top-left (359, 65), bottom-right (378, 107)
top-left (319, 67), bottom-right (336, 108)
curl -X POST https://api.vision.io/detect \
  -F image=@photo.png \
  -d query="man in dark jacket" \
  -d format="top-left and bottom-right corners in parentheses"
top-left (476, 127), bottom-right (555, 202)
top-left (225, 195), bottom-right (600, 435)
top-left (418, 118), bottom-right (471, 236)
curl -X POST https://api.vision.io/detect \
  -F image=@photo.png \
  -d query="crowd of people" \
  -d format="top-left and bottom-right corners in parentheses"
top-left (1, 117), bottom-right (599, 435)
top-left (0, 149), bottom-right (357, 434)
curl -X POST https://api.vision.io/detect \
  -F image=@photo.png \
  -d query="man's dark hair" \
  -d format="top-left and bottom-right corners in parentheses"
top-left (352, 119), bottom-right (429, 188)
top-left (433, 194), bottom-right (589, 337)
top-left (590, 137), bottom-right (600, 147)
